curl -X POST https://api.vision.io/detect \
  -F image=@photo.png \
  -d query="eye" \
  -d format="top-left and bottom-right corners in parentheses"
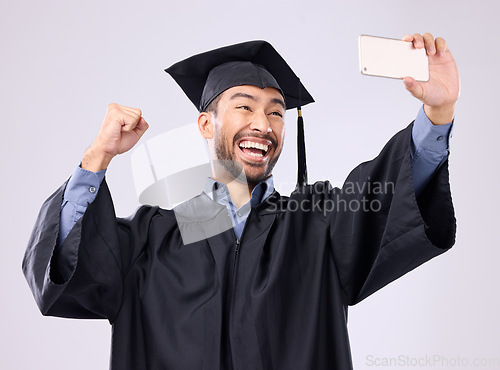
top-left (237, 105), bottom-right (251, 111)
top-left (270, 111), bottom-right (283, 118)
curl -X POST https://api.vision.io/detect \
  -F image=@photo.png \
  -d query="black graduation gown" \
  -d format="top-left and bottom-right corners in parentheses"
top-left (23, 124), bottom-right (456, 369)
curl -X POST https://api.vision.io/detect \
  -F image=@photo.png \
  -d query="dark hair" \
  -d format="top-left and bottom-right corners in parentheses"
top-left (204, 94), bottom-right (222, 116)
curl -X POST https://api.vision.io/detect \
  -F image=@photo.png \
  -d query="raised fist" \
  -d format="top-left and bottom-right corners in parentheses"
top-left (82, 103), bottom-right (149, 172)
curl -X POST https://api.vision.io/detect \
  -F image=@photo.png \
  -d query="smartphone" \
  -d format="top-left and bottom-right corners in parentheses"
top-left (359, 35), bottom-right (429, 82)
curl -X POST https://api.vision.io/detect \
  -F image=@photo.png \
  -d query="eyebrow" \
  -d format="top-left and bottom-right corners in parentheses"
top-left (271, 97), bottom-right (286, 110)
top-left (229, 92), bottom-right (286, 110)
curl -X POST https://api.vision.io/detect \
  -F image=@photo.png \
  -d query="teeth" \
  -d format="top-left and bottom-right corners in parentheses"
top-left (248, 152), bottom-right (263, 157)
top-left (238, 141), bottom-right (269, 152)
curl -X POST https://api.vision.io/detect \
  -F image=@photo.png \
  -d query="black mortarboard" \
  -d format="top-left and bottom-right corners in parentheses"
top-left (165, 40), bottom-right (314, 187)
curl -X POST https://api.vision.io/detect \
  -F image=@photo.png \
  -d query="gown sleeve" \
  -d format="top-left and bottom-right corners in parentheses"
top-left (325, 123), bottom-right (456, 305)
top-left (22, 179), bottom-right (159, 322)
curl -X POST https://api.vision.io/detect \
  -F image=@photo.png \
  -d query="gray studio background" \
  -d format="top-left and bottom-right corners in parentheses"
top-left (1, 0), bottom-right (499, 369)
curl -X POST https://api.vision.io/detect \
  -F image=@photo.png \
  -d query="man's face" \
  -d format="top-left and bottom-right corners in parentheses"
top-left (208, 85), bottom-right (286, 186)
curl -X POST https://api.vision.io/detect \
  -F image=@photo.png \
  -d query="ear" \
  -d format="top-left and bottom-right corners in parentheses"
top-left (197, 112), bottom-right (213, 140)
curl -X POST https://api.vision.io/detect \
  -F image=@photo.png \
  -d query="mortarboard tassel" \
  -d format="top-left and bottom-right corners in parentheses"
top-left (297, 107), bottom-right (307, 187)
top-left (296, 78), bottom-right (307, 188)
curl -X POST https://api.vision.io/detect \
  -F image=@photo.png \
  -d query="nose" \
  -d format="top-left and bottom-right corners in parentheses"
top-left (249, 111), bottom-right (272, 133)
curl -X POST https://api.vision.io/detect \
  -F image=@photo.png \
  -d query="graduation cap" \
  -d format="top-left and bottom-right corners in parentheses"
top-left (165, 40), bottom-right (314, 187)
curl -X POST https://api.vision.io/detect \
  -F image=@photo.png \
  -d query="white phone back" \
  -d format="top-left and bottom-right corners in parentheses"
top-left (359, 35), bottom-right (429, 82)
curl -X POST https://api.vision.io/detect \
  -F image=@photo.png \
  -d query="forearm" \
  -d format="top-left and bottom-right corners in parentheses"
top-left (81, 145), bottom-right (114, 172)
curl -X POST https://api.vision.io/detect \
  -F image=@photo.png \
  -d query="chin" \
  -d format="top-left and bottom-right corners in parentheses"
top-left (242, 165), bottom-right (271, 185)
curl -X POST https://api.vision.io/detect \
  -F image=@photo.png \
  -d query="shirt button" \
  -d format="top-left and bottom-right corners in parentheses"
top-left (237, 212), bottom-right (242, 217)
top-left (89, 186), bottom-right (96, 194)
top-left (437, 136), bottom-right (444, 141)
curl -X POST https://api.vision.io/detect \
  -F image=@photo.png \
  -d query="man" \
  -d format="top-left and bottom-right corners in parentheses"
top-left (23, 33), bottom-right (458, 369)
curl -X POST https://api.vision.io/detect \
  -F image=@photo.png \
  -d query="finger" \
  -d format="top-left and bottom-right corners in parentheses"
top-left (403, 77), bottom-right (425, 100)
top-left (402, 34), bottom-right (413, 42)
top-left (120, 111), bottom-right (143, 132)
top-left (106, 103), bottom-right (141, 123)
top-left (107, 102), bottom-right (140, 115)
top-left (107, 102), bottom-right (120, 111)
top-left (412, 33), bottom-right (424, 49)
top-left (423, 33), bottom-right (436, 56)
top-left (134, 117), bottom-right (149, 138)
top-left (120, 107), bottom-right (142, 124)
top-left (435, 37), bottom-right (447, 56)
top-left (121, 106), bottom-right (142, 118)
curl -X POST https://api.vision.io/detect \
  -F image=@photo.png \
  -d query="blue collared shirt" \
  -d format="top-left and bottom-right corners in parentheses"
top-left (204, 176), bottom-right (275, 239)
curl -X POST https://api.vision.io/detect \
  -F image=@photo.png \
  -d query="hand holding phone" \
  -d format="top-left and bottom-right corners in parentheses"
top-left (359, 33), bottom-right (459, 125)
top-left (359, 35), bottom-right (429, 82)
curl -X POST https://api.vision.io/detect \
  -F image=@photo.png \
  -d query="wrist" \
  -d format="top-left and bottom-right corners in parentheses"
top-left (423, 103), bottom-right (455, 126)
top-left (81, 145), bottom-right (114, 172)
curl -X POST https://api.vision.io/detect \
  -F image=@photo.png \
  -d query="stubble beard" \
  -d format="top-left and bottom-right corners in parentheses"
top-left (214, 130), bottom-right (281, 187)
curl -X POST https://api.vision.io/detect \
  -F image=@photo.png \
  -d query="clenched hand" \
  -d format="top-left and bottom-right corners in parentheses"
top-left (82, 103), bottom-right (149, 172)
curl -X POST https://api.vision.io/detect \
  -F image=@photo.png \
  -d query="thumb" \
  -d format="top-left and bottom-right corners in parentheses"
top-left (134, 117), bottom-right (149, 138)
top-left (403, 77), bottom-right (424, 100)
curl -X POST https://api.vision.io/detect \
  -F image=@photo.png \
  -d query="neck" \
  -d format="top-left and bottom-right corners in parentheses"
top-left (225, 179), bottom-right (253, 209)
top-left (211, 173), bottom-right (258, 209)
top-left (210, 161), bottom-right (257, 208)
top-left (211, 174), bottom-right (253, 208)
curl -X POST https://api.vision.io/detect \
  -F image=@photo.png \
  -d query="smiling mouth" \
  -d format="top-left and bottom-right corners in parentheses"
top-left (238, 140), bottom-right (270, 158)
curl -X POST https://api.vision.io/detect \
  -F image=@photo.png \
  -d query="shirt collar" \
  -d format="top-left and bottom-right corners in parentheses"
top-left (204, 175), bottom-right (275, 208)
